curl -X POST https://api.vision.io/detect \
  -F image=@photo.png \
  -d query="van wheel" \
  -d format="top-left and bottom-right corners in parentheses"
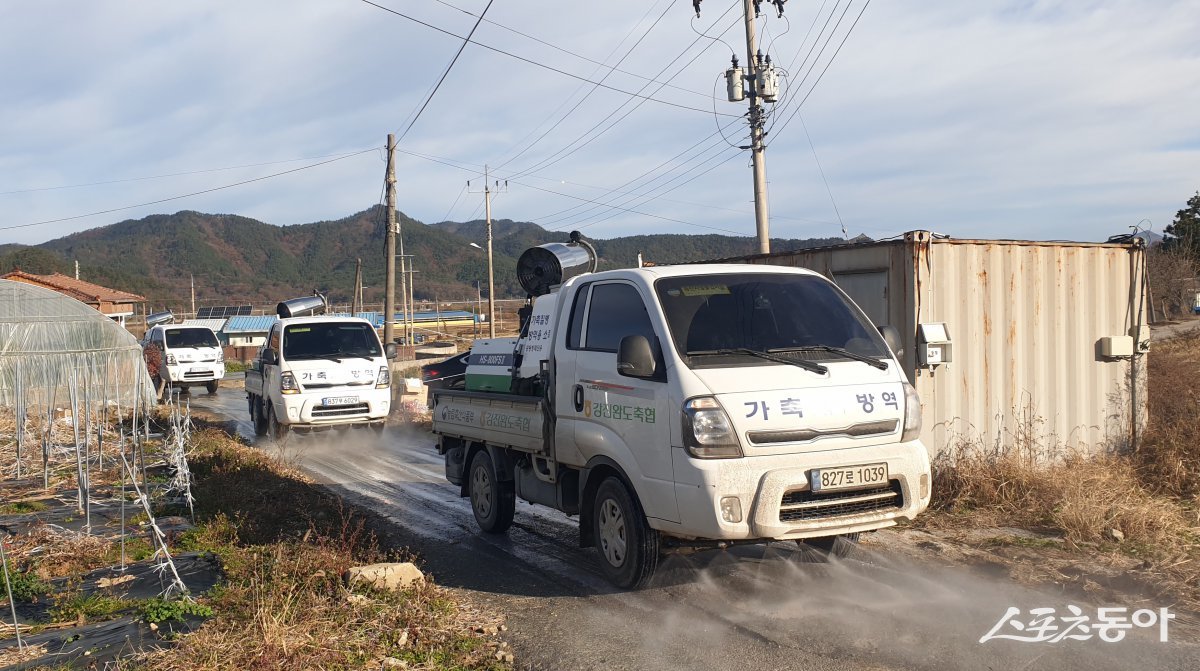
top-left (206, 380), bottom-right (219, 394)
top-left (267, 403), bottom-right (289, 441)
top-left (795, 533), bottom-right (860, 561)
top-left (593, 478), bottom-right (660, 589)
top-left (468, 451), bottom-right (514, 533)
top-left (251, 396), bottom-right (268, 436)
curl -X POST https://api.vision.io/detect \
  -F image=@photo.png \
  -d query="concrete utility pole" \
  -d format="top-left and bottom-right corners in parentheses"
top-left (742, 0), bottom-right (771, 254)
top-left (351, 258), bottom-right (362, 315)
top-left (384, 134), bottom-right (397, 345)
top-left (470, 166), bottom-right (505, 338)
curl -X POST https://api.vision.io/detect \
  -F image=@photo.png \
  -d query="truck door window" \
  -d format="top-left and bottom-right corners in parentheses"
top-left (583, 283), bottom-right (655, 353)
top-left (267, 326), bottom-right (281, 353)
top-left (566, 284), bottom-right (591, 350)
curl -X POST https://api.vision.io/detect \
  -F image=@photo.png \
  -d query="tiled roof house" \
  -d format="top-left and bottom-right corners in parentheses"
top-left (1, 270), bottom-right (146, 323)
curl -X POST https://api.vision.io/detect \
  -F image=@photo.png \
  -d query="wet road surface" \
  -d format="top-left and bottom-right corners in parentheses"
top-left (187, 386), bottom-right (1199, 671)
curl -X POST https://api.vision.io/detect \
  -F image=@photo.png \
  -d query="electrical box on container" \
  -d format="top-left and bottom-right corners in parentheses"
top-left (917, 322), bottom-right (952, 368)
top-left (1099, 335), bottom-right (1134, 358)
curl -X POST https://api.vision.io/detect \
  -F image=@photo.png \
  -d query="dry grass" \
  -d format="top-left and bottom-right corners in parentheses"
top-left (120, 428), bottom-right (506, 671)
top-left (930, 333), bottom-right (1200, 556)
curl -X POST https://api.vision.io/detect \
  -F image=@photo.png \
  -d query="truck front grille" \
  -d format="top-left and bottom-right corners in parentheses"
top-left (183, 371), bottom-right (214, 380)
top-left (312, 403), bottom-right (370, 418)
top-left (779, 481), bottom-right (904, 522)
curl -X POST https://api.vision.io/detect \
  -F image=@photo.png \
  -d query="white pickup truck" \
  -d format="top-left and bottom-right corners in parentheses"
top-left (430, 236), bottom-right (931, 588)
top-left (245, 309), bottom-right (396, 438)
top-left (142, 324), bottom-right (225, 396)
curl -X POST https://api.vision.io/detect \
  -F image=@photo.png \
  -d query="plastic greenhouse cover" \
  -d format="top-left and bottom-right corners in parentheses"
top-left (0, 279), bottom-right (154, 410)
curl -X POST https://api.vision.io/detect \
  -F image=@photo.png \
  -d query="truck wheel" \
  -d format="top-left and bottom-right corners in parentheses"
top-left (251, 396), bottom-right (268, 436)
top-left (468, 450), bottom-right (514, 534)
top-left (267, 403), bottom-right (289, 441)
top-left (593, 478), bottom-right (660, 589)
top-left (795, 533), bottom-right (860, 561)
top-left (206, 380), bottom-right (219, 394)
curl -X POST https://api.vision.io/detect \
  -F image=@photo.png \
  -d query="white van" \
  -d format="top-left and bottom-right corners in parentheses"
top-left (143, 325), bottom-right (225, 395)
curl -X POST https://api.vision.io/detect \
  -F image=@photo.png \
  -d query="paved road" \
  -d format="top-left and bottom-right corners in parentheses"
top-left (188, 388), bottom-right (1198, 671)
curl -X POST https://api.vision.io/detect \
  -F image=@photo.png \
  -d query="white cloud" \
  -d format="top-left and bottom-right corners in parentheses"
top-left (1, 0), bottom-right (1197, 247)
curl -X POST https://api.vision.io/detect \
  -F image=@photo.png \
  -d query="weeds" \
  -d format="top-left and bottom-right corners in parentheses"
top-left (3, 570), bottom-right (50, 603)
top-left (138, 597), bottom-right (213, 624)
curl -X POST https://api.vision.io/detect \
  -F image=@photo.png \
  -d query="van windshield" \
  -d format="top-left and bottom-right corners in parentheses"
top-left (655, 273), bottom-right (888, 366)
top-left (165, 328), bottom-right (219, 348)
top-left (283, 323), bottom-right (381, 361)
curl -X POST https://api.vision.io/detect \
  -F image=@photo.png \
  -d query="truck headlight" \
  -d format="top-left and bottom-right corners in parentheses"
top-left (683, 397), bottom-right (743, 459)
top-left (166, 353), bottom-right (177, 366)
top-left (281, 372), bottom-right (300, 394)
top-left (376, 365), bottom-right (391, 389)
top-left (217, 352), bottom-right (225, 364)
top-left (901, 382), bottom-right (922, 442)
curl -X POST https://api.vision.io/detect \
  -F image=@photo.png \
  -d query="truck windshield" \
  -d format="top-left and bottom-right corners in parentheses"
top-left (165, 328), bottom-right (219, 348)
top-left (655, 273), bottom-right (888, 366)
top-left (283, 323), bottom-right (381, 361)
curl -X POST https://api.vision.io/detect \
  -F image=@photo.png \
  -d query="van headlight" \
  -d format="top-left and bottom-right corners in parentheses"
top-left (683, 397), bottom-right (743, 459)
top-left (901, 382), bottom-right (922, 442)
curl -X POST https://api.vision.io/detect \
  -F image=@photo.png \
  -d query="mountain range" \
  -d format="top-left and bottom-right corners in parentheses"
top-left (0, 207), bottom-right (845, 309)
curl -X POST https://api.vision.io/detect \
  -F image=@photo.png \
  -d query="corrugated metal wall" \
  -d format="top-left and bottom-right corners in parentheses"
top-left (734, 233), bottom-right (1147, 456)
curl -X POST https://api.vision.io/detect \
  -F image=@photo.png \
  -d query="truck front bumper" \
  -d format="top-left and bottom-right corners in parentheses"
top-left (278, 390), bottom-right (390, 428)
top-left (666, 440), bottom-right (931, 541)
top-left (163, 363), bottom-right (224, 385)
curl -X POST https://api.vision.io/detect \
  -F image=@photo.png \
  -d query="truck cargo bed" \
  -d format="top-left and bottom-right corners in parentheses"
top-left (430, 389), bottom-right (547, 453)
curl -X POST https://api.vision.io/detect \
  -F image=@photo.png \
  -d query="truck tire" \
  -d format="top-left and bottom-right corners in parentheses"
top-left (795, 533), bottom-right (860, 560)
top-left (267, 403), bottom-right (289, 441)
top-left (468, 450), bottom-right (514, 534)
top-left (251, 396), bottom-right (268, 436)
top-left (206, 380), bottom-right (219, 394)
top-left (592, 477), bottom-right (660, 589)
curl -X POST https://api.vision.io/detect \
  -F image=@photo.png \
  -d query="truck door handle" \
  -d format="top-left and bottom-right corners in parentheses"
top-left (573, 384), bottom-right (584, 412)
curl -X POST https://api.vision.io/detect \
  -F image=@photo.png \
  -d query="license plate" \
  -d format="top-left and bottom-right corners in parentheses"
top-left (322, 396), bottom-right (358, 406)
top-left (811, 463), bottom-right (888, 492)
top-left (189, 368), bottom-right (207, 374)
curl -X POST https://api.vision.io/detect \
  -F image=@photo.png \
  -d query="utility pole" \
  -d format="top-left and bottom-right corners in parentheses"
top-left (352, 258), bottom-right (362, 315)
top-left (384, 133), bottom-right (397, 345)
top-left (743, 0), bottom-right (771, 254)
top-left (702, 0), bottom-right (784, 254)
top-left (470, 166), bottom-right (506, 338)
top-left (190, 274), bottom-right (196, 317)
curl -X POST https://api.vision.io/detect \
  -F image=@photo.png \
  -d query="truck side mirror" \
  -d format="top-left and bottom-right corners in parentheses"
top-left (262, 349), bottom-right (278, 366)
top-left (384, 342), bottom-right (398, 360)
top-left (878, 325), bottom-right (903, 357)
top-left (617, 335), bottom-right (656, 378)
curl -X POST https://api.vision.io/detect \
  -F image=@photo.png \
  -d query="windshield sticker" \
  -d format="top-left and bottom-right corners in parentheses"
top-left (289, 327), bottom-right (311, 333)
top-left (680, 284), bottom-right (731, 297)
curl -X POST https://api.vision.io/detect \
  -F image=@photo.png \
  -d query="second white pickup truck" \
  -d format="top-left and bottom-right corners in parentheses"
top-left (245, 298), bottom-right (396, 438)
top-left (430, 235), bottom-right (932, 588)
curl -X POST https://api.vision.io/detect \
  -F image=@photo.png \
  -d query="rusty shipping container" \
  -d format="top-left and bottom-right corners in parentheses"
top-left (718, 231), bottom-right (1149, 457)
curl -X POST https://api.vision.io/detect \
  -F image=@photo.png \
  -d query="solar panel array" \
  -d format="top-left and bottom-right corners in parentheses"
top-left (197, 305), bottom-right (253, 318)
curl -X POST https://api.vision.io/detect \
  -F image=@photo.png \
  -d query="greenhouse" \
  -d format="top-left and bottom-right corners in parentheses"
top-left (0, 279), bottom-right (154, 478)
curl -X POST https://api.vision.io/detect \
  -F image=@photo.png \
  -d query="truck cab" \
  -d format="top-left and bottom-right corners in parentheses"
top-left (245, 315), bottom-right (395, 438)
top-left (142, 324), bottom-right (225, 395)
top-left (431, 237), bottom-right (931, 588)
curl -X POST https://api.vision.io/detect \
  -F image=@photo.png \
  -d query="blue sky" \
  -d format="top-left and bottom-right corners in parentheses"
top-left (1, 0), bottom-right (1197, 246)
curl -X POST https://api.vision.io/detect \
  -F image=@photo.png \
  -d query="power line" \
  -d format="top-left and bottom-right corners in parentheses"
top-left (769, 0), bottom-right (872, 141)
top-left (491, 0), bottom-right (675, 172)
top-left (357, 0), bottom-right (738, 117)
top-left (499, 6), bottom-right (745, 182)
top-left (394, 0), bottom-right (495, 144)
top-left (0, 148), bottom-right (377, 232)
top-left (429, 0), bottom-right (713, 101)
top-left (797, 112), bottom-right (847, 238)
top-left (0, 150), bottom-right (379, 197)
top-left (513, 176), bottom-right (748, 236)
